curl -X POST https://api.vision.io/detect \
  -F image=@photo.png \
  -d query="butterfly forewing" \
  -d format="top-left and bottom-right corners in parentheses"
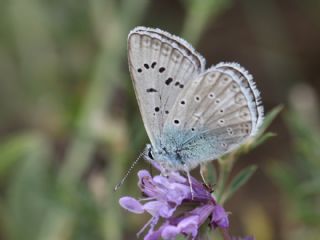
top-left (128, 27), bottom-right (205, 146)
top-left (163, 63), bottom-right (263, 167)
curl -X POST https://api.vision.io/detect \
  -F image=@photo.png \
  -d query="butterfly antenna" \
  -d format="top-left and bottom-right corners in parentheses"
top-left (114, 150), bottom-right (145, 191)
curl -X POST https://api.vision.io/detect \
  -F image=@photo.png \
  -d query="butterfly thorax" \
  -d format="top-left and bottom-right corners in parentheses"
top-left (145, 127), bottom-right (225, 172)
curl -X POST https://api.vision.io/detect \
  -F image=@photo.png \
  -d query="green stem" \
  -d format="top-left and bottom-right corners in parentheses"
top-left (181, 0), bottom-right (231, 44)
top-left (216, 161), bottom-right (227, 203)
top-left (216, 156), bottom-right (234, 204)
top-left (220, 228), bottom-right (232, 240)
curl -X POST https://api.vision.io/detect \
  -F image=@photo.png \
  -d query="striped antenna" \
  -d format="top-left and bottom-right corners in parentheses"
top-left (114, 150), bottom-right (145, 191)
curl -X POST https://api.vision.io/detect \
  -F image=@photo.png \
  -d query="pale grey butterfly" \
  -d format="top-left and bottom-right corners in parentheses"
top-left (115, 26), bottom-right (263, 190)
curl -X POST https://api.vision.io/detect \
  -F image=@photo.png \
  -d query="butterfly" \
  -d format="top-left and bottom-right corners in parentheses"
top-left (127, 26), bottom-right (263, 177)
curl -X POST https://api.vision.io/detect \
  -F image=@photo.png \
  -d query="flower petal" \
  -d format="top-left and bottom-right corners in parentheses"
top-left (138, 170), bottom-right (151, 181)
top-left (144, 229), bottom-right (162, 240)
top-left (143, 201), bottom-right (175, 218)
top-left (211, 204), bottom-right (229, 228)
top-left (168, 172), bottom-right (186, 183)
top-left (119, 197), bottom-right (144, 214)
top-left (138, 171), bottom-right (160, 197)
top-left (153, 175), bottom-right (170, 186)
top-left (161, 226), bottom-right (180, 240)
top-left (166, 183), bottom-right (190, 204)
top-left (177, 215), bottom-right (199, 237)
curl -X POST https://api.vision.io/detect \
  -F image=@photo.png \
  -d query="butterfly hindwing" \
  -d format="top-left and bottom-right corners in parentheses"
top-left (128, 27), bottom-right (205, 146)
top-left (162, 63), bottom-right (263, 169)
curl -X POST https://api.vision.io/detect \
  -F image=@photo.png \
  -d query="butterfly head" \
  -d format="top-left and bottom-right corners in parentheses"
top-left (144, 143), bottom-right (191, 172)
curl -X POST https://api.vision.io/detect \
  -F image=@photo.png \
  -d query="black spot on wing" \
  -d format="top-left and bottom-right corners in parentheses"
top-left (159, 67), bottom-right (165, 73)
top-left (151, 62), bottom-right (157, 68)
top-left (146, 88), bottom-right (157, 93)
top-left (165, 78), bottom-right (173, 85)
top-left (174, 81), bottom-right (184, 89)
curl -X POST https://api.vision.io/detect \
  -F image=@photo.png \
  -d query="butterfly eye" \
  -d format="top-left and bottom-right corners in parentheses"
top-left (148, 149), bottom-right (154, 160)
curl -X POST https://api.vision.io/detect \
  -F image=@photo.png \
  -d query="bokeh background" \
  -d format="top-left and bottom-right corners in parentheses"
top-left (0, 0), bottom-right (319, 239)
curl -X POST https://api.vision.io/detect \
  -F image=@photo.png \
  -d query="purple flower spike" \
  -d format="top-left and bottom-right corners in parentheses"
top-left (119, 166), bottom-right (231, 240)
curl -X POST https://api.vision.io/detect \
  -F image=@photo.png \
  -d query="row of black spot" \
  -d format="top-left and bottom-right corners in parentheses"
top-left (153, 106), bottom-right (169, 114)
top-left (137, 62), bottom-right (165, 73)
top-left (146, 78), bottom-right (184, 93)
top-left (139, 61), bottom-right (186, 93)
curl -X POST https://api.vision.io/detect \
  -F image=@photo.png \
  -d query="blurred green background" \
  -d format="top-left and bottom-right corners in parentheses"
top-left (0, 0), bottom-right (319, 239)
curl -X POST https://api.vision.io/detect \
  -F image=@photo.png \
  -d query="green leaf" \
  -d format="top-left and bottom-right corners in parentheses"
top-left (176, 235), bottom-right (187, 240)
top-left (205, 162), bottom-right (218, 185)
top-left (257, 105), bottom-right (283, 136)
top-left (221, 165), bottom-right (257, 203)
top-left (267, 161), bottom-right (298, 194)
top-left (297, 177), bottom-right (320, 196)
top-left (237, 106), bottom-right (282, 153)
top-left (0, 133), bottom-right (47, 177)
top-left (251, 132), bottom-right (277, 149)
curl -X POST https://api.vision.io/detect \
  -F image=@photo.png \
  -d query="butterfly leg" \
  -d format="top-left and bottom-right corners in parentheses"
top-left (200, 163), bottom-right (209, 186)
top-left (185, 168), bottom-right (194, 200)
